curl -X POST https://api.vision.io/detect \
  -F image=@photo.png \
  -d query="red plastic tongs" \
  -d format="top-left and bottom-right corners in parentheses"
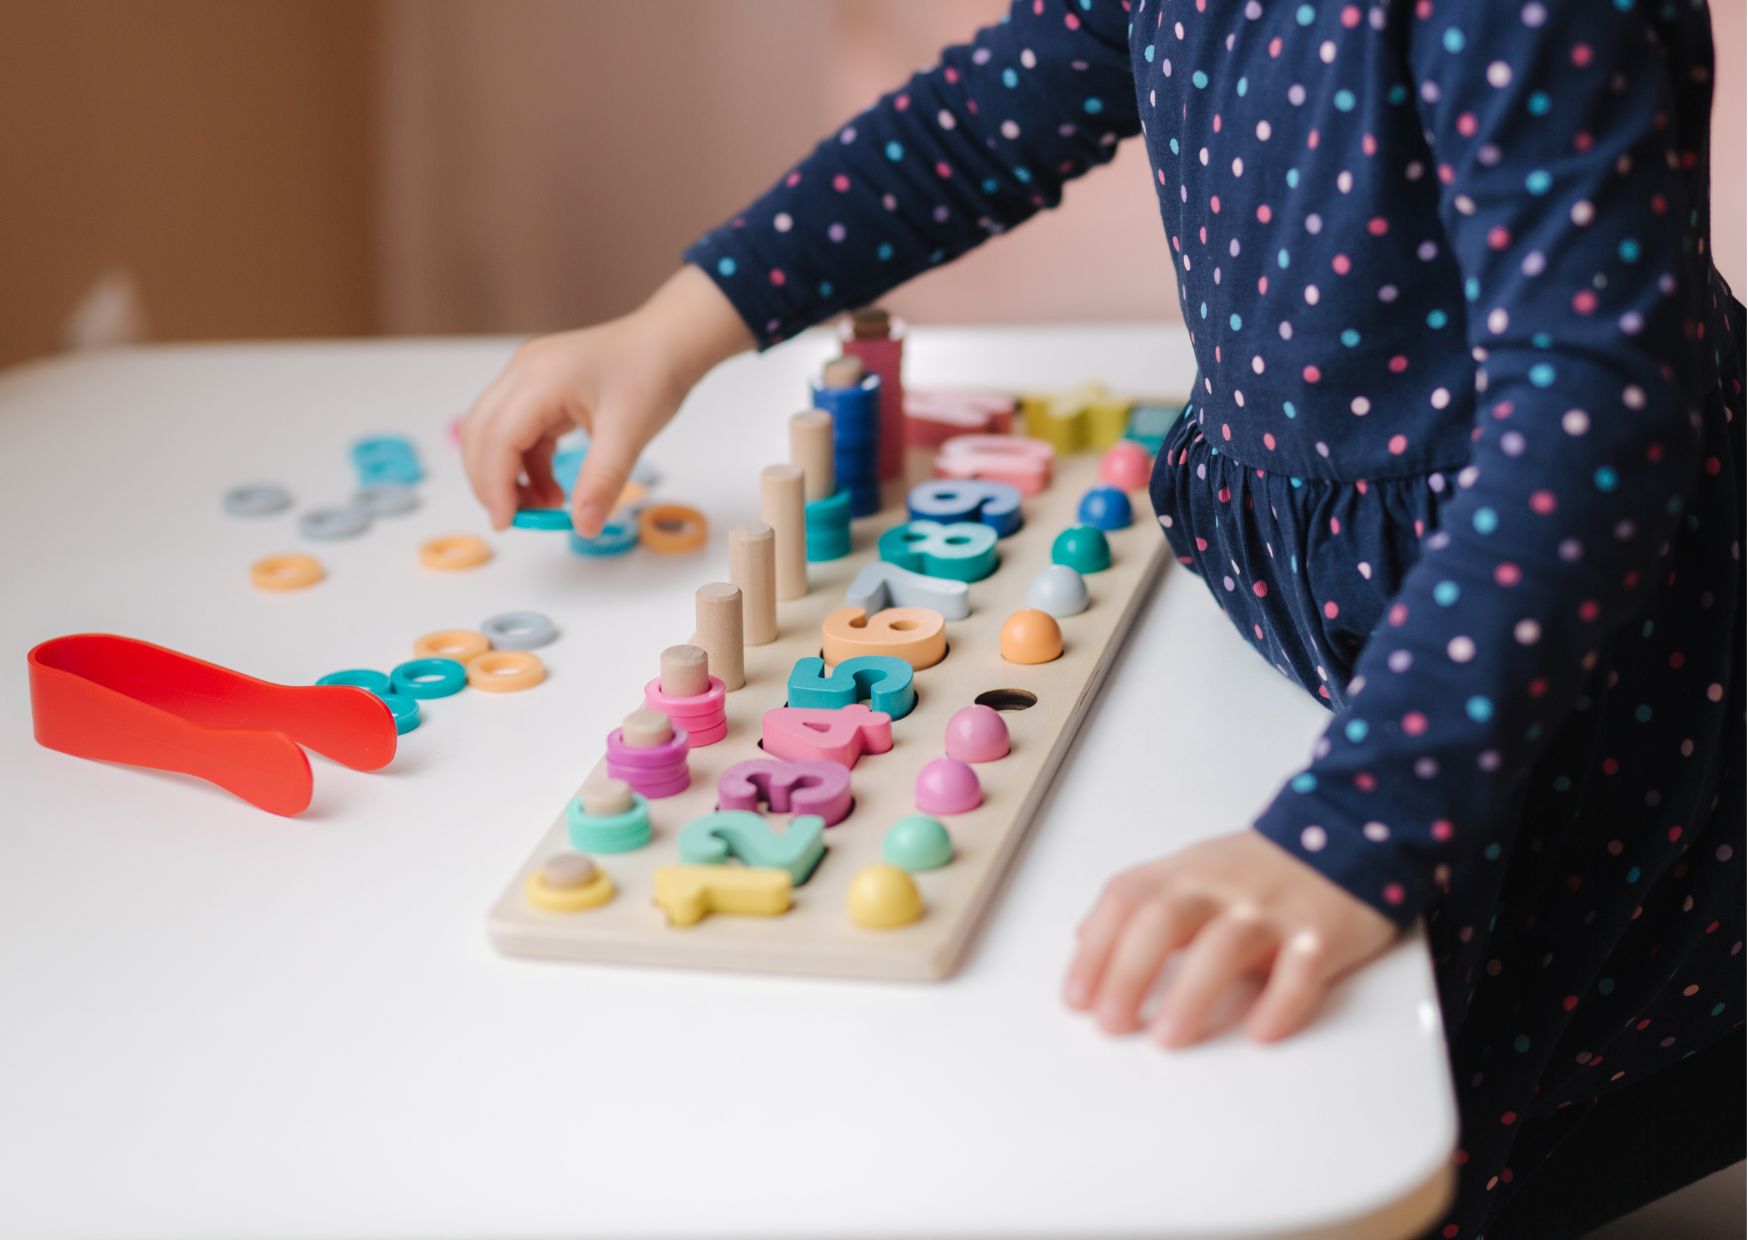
top-left (28, 634), bottom-right (398, 816)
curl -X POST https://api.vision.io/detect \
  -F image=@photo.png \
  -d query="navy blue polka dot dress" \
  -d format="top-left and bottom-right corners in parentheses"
top-left (684, 2), bottom-right (1744, 1232)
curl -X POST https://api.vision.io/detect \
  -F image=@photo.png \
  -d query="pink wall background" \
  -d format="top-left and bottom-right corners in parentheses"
top-left (378, 0), bottom-right (1744, 337)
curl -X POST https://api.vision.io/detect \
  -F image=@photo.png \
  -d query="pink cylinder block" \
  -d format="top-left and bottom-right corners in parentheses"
top-left (915, 756), bottom-right (982, 815)
top-left (604, 726), bottom-right (691, 797)
top-left (944, 704), bottom-right (1010, 763)
top-left (1099, 440), bottom-right (1153, 491)
top-left (644, 676), bottom-right (727, 749)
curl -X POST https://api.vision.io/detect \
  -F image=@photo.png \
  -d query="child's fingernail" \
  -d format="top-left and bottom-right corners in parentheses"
top-left (575, 503), bottom-right (602, 535)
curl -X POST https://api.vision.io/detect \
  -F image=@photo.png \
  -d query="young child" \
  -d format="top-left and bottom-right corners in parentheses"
top-left (460, 3), bottom-right (1743, 1234)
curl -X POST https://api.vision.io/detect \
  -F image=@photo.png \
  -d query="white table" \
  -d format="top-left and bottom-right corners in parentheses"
top-left (0, 326), bottom-right (1454, 1239)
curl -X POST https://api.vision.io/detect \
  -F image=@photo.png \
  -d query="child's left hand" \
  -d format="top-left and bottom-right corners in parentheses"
top-left (1063, 830), bottom-right (1399, 1047)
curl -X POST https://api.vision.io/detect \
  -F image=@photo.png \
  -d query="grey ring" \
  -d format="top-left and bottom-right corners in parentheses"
top-left (298, 504), bottom-right (372, 541)
top-left (222, 484), bottom-right (293, 517)
top-left (480, 610), bottom-right (558, 651)
top-left (352, 483), bottom-right (420, 516)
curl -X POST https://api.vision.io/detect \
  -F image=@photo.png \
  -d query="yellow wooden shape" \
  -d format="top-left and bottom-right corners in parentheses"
top-left (1020, 381), bottom-right (1133, 452)
top-left (652, 865), bottom-right (792, 926)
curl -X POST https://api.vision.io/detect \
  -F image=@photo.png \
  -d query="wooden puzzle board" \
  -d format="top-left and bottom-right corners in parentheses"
top-left (487, 450), bottom-right (1169, 980)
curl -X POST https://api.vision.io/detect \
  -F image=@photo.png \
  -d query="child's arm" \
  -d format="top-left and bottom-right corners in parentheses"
top-left (463, 0), bottom-right (1140, 534)
top-left (1068, 1), bottom-right (1708, 1044)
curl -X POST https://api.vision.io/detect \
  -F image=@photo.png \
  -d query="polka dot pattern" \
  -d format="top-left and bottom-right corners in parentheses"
top-left (681, 3), bottom-right (1743, 1234)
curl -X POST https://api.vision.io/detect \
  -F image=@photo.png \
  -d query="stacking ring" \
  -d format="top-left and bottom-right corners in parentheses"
top-left (378, 691), bottom-right (422, 734)
top-left (223, 484), bottom-right (293, 517)
top-left (353, 483), bottom-right (420, 516)
top-left (250, 553), bottom-right (325, 591)
top-left (298, 505), bottom-right (372, 541)
top-left (512, 509), bottom-right (572, 531)
top-left (390, 657), bottom-right (469, 699)
top-left (639, 504), bottom-right (709, 554)
top-left (467, 650), bottom-right (546, 693)
top-left (317, 668), bottom-right (392, 694)
top-left (419, 535), bottom-right (492, 571)
top-left (412, 629), bottom-right (491, 663)
top-left (479, 611), bottom-right (558, 651)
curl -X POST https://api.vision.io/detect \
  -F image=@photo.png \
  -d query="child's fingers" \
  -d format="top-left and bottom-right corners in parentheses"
top-left (477, 396), bottom-right (557, 530)
top-left (1092, 899), bottom-right (1208, 1033)
top-left (570, 423), bottom-right (642, 538)
top-left (1149, 912), bottom-right (1277, 1048)
top-left (1244, 931), bottom-right (1330, 1044)
top-left (1063, 888), bottom-right (1137, 1009)
top-left (519, 437), bottom-right (564, 511)
top-left (459, 366), bottom-right (523, 512)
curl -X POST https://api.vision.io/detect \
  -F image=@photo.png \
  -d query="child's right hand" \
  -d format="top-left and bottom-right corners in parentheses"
top-left (459, 266), bottom-right (755, 536)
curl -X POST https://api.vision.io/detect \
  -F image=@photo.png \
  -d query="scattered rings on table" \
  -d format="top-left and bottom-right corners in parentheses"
top-left (390, 657), bottom-right (469, 699)
top-left (467, 650), bottom-right (546, 693)
top-left (223, 484), bottom-right (293, 517)
top-left (298, 505), bottom-right (372, 541)
top-left (479, 611), bottom-right (558, 651)
top-left (412, 629), bottom-right (491, 663)
top-left (352, 483), bottom-right (420, 517)
top-left (317, 668), bottom-right (393, 694)
top-left (569, 517), bottom-right (638, 557)
top-left (379, 691), bottom-right (422, 734)
top-left (250, 553), bottom-right (325, 591)
top-left (512, 508), bottom-right (572, 530)
top-left (638, 504), bottom-right (709, 554)
top-left (419, 534), bottom-right (492, 571)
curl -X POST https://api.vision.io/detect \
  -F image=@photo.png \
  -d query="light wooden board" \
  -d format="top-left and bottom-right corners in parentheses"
top-left (487, 449), bottom-right (1169, 980)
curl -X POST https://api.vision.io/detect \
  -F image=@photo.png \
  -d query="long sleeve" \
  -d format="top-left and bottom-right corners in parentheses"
top-left (1251, 2), bottom-right (1710, 924)
top-left (682, 0), bottom-right (1139, 347)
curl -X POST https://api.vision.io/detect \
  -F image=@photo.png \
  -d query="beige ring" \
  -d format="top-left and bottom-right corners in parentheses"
top-left (419, 535), bottom-right (492, 572)
top-left (638, 504), bottom-right (709, 554)
top-left (250, 553), bottom-right (325, 591)
top-left (525, 867), bottom-right (615, 912)
top-left (413, 628), bottom-right (491, 663)
top-left (467, 649), bottom-right (545, 692)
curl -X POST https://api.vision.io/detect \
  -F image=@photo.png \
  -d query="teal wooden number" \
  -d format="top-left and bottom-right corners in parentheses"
top-left (677, 810), bottom-right (826, 884)
top-left (786, 655), bottom-right (916, 720)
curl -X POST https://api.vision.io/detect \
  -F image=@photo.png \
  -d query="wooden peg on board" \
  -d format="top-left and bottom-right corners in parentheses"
top-left (659, 644), bottom-right (710, 698)
top-left (760, 464), bottom-right (807, 601)
top-left (788, 410), bottom-right (836, 502)
top-left (694, 582), bottom-right (745, 691)
top-left (729, 522), bottom-right (777, 645)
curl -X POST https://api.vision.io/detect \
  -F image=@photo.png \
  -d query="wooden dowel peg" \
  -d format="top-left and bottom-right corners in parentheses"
top-left (760, 464), bottom-right (807, 600)
top-left (789, 410), bottom-right (836, 502)
top-left (659, 644), bottom-right (710, 698)
top-left (729, 522), bottom-right (777, 645)
top-left (694, 582), bottom-right (745, 691)
top-left (820, 355), bottom-right (865, 388)
top-left (621, 709), bottom-right (673, 749)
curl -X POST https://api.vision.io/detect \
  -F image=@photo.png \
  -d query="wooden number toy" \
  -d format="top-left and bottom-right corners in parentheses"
top-left (820, 606), bottom-right (947, 670)
top-left (877, 520), bottom-right (998, 583)
top-left (652, 865), bottom-right (792, 927)
top-left (716, 758), bottom-right (853, 826)
top-left (934, 434), bottom-right (1053, 495)
top-left (489, 376), bottom-right (1171, 980)
top-left (906, 480), bottom-right (1023, 538)
top-left (678, 810), bottom-right (827, 885)
top-left (1020, 382), bottom-right (1132, 453)
top-left (761, 704), bottom-right (892, 768)
top-left (903, 388), bottom-right (1015, 448)
top-left (845, 560), bottom-right (970, 621)
top-left (787, 655), bottom-right (916, 720)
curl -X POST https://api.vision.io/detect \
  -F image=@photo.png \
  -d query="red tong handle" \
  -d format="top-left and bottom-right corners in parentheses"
top-left (28, 634), bottom-right (397, 816)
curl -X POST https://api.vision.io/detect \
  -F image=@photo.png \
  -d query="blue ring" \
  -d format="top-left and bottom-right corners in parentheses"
top-left (512, 508), bottom-right (573, 531)
top-left (318, 668), bottom-right (393, 695)
top-left (378, 691), bottom-right (422, 734)
top-left (389, 657), bottom-right (468, 699)
top-left (569, 517), bottom-right (639, 556)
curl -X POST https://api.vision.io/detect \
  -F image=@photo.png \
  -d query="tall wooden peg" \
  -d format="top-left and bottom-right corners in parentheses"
top-left (760, 463), bottom-right (807, 600)
top-left (788, 410), bottom-right (836, 502)
top-left (728, 522), bottom-right (778, 645)
top-left (694, 582), bottom-right (746, 691)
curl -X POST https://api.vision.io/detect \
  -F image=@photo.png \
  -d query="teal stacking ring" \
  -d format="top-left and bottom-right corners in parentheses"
top-left (389, 657), bottom-right (468, 699)
top-left (512, 508), bottom-right (573, 531)
top-left (378, 690), bottom-right (422, 734)
top-left (317, 668), bottom-right (393, 695)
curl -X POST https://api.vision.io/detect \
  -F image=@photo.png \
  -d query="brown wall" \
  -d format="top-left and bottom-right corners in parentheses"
top-left (0, 1), bottom-right (379, 368)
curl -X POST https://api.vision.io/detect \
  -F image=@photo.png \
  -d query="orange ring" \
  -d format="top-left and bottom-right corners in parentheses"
top-left (638, 504), bottom-right (709, 554)
top-left (419, 535), bottom-right (492, 572)
top-left (413, 629), bottom-right (491, 663)
top-left (467, 649), bottom-right (545, 692)
top-left (250, 553), bottom-right (324, 591)
top-left (613, 480), bottom-right (649, 512)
